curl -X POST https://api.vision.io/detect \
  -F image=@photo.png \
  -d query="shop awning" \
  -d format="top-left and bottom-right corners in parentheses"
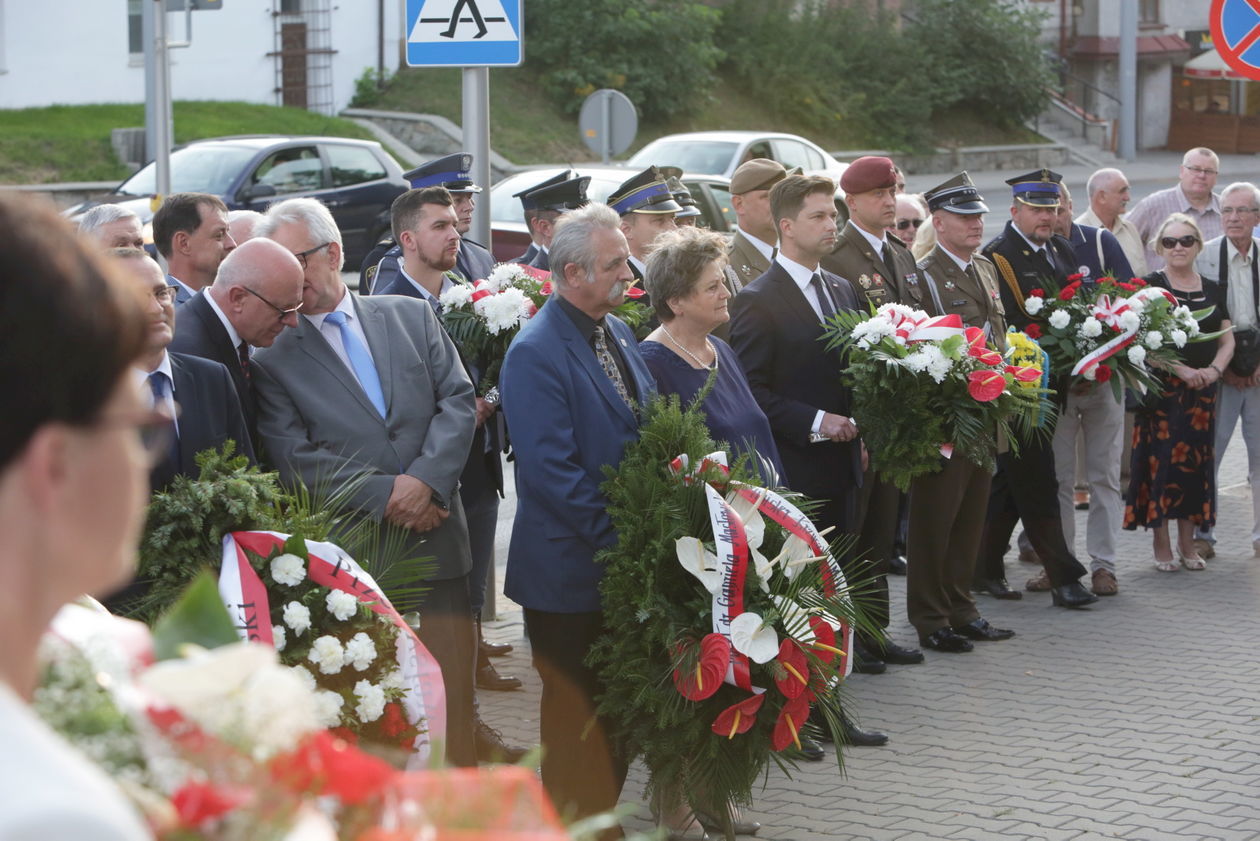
top-left (1184, 47), bottom-right (1250, 80)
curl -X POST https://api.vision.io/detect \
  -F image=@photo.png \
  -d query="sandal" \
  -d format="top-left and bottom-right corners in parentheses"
top-left (1177, 548), bottom-right (1206, 571)
top-left (1154, 558), bottom-right (1179, 572)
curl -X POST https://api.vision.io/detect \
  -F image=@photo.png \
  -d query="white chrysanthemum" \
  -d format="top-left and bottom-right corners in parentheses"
top-left (1173, 305), bottom-right (1194, 320)
top-left (283, 601), bottom-right (311, 635)
top-left (476, 287), bottom-right (531, 335)
top-left (900, 348), bottom-right (931, 373)
top-left (326, 590), bottom-right (359, 621)
top-left (353, 680), bottom-right (387, 723)
top-left (1118, 310), bottom-right (1141, 331)
top-left (308, 635), bottom-right (345, 675)
top-left (439, 284), bottom-right (474, 309)
top-left (345, 632), bottom-right (377, 672)
top-left (1144, 330), bottom-right (1163, 349)
top-left (1079, 318), bottom-right (1103, 339)
top-left (270, 553), bottom-right (305, 587)
top-left (273, 625), bottom-right (287, 652)
top-left (290, 665), bottom-right (318, 692)
top-left (1048, 309), bottom-right (1071, 330)
top-left (1127, 345), bottom-right (1147, 366)
top-left (1171, 329), bottom-right (1188, 348)
top-left (1126, 295), bottom-right (1147, 312)
top-left (313, 690), bottom-right (344, 728)
top-left (381, 669), bottom-right (406, 691)
top-left (1025, 296), bottom-right (1044, 315)
top-left (912, 344), bottom-right (952, 383)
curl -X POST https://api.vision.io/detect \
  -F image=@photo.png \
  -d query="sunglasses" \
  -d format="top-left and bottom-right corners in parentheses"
top-left (896, 218), bottom-right (923, 231)
top-left (1160, 235), bottom-right (1199, 249)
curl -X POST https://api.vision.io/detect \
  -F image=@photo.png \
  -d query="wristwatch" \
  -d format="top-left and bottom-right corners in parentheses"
top-left (483, 386), bottom-right (500, 407)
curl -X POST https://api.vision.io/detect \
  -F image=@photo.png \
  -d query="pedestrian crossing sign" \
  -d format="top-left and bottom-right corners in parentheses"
top-left (406, 0), bottom-right (523, 67)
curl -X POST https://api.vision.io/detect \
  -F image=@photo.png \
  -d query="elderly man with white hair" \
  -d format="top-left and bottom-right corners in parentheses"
top-left (78, 204), bottom-right (145, 250)
top-left (1077, 167), bottom-right (1147, 277)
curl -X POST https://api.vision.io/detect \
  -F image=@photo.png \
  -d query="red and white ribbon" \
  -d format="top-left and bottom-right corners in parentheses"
top-left (469, 279), bottom-right (495, 304)
top-left (701, 483), bottom-right (754, 691)
top-left (1071, 286), bottom-right (1177, 376)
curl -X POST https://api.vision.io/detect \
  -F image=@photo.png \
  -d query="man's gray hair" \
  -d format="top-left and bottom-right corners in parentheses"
top-left (1182, 146), bottom-right (1220, 167)
top-left (1085, 168), bottom-right (1126, 199)
top-left (78, 204), bottom-right (139, 236)
top-left (1220, 181), bottom-right (1260, 208)
top-left (550, 203), bottom-right (622, 287)
top-left (257, 197), bottom-right (344, 269)
top-left (643, 226), bottom-right (729, 322)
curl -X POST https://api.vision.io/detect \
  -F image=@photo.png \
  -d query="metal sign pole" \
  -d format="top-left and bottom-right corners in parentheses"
top-left (462, 66), bottom-right (491, 247)
top-left (1118, 0), bottom-right (1137, 161)
top-left (151, 0), bottom-right (173, 199)
top-left (601, 90), bottom-right (611, 164)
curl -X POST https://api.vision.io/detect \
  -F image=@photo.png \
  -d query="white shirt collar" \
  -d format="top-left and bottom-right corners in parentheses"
top-left (303, 288), bottom-right (355, 330)
top-left (736, 227), bottom-right (776, 262)
top-left (1227, 238), bottom-right (1257, 264)
top-left (852, 222), bottom-right (889, 255)
top-left (938, 245), bottom-right (972, 273)
top-left (204, 289), bottom-right (245, 351)
top-left (399, 265), bottom-right (455, 304)
top-left (775, 252), bottom-right (819, 293)
top-left (134, 350), bottom-right (173, 380)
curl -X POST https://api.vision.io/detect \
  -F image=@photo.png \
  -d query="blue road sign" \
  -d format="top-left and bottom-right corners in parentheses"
top-left (405, 0), bottom-right (523, 67)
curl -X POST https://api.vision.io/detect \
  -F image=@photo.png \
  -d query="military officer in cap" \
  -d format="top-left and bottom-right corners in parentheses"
top-left (660, 167), bottom-right (702, 228)
top-left (979, 169), bottom-right (1099, 610)
top-left (608, 166), bottom-right (681, 284)
top-left (906, 173), bottom-right (1018, 652)
top-left (727, 158), bottom-right (791, 291)
top-left (820, 155), bottom-right (925, 670)
top-left (512, 172), bottom-right (591, 272)
top-left (510, 170), bottom-right (570, 267)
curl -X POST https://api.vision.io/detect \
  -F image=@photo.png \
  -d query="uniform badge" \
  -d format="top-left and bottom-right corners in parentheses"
top-left (873, 273), bottom-right (884, 287)
top-left (905, 273), bottom-right (919, 286)
top-left (858, 274), bottom-right (872, 288)
top-left (951, 299), bottom-right (968, 307)
top-left (1078, 265), bottom-right (1091, 277)
top-left (944, 280), bottom-right (956, 290)
top-left (620, 337), bottom-right (628, 347)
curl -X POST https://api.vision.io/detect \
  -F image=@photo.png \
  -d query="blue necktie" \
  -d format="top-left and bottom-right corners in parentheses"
top-left (324, 310), bottom-right (387, 419)
top-left (148, 371), bottom-right (180, 471)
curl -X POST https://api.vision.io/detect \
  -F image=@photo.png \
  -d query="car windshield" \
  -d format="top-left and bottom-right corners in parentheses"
top-left (117, 145), bottom-right (259, 196)
top-left (489, 171), bottom-right (626, 225)
top-left (627, 140), bottom-right (740, 176)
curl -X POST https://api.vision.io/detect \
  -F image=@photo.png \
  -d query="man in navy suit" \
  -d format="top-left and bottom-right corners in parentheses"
top-left (500, 203), bottom-right (655, 827)
top-left (170, 238), bottom-right (304, 454)
top-left (152, 193), bottom-right (237, 305)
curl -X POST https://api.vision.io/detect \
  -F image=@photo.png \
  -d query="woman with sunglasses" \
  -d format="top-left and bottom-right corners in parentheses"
top-left (0, 194), bottom-right (155, 838)
top-left (1124, 213), bottom-right (1235, 572)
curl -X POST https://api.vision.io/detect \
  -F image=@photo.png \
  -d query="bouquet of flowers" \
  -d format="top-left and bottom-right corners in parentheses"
top-left (439, 262), bottom-right (650, 393)
top-left (590, 395), bottom-right (874, 837)
top-left (1020, 273), bottom-right (1220, 398)
top-left (823, 303), bottom-right (1052, 491)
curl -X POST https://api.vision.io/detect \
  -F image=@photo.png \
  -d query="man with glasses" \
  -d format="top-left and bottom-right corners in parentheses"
top-left (1194, 182), bottom-right (1260, 559)
top-left (1127, 147), bottom-right (1223, 271)
top-left (170, 238), bottom-right (304, 453)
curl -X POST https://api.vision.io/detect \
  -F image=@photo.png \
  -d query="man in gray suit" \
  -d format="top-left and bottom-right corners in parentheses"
top-left (252, 197), bottom-right (479, 766)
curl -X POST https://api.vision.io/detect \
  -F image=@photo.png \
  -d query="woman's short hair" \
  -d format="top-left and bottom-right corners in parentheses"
top-left (1151, 212), bottom-right (1205, 256)
top-left (643, 226), bottom-right (730, 322)
top-left (0, 193), bottom-right (148, 472)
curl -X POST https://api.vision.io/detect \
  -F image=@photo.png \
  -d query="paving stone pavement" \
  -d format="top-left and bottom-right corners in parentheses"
top-left (476, 428), bottom-right (1260, 841)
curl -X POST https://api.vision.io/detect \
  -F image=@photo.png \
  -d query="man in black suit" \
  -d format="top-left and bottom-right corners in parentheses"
top-left (170, 238), bottom-right (304, 453)
top-left (730, 174), bottom-right (887, 752)
top-left (111, 249), bottom-right (255, 492)
top-left (979, 169), bottom-right (1099, 610)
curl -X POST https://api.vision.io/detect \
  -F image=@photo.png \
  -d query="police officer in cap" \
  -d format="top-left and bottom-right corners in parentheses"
top-left (510, 170), bottom-right (570, 267)
top-left (607, 166), bottom-right (681, 284)
top-left (979, 169), bottom-right (1099, 609)
top-left (908, 172), bottom-right (1018, 652)
top-left (660, 167), bottom-right (702, 228)
top-left (511, 172), bottom-right (591, 272)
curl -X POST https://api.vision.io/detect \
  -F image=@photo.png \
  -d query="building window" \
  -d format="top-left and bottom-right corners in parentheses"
top-left (129, 0), bottom-right (143, 55)
top-left (1139, 0), bottom-right (1160, 25)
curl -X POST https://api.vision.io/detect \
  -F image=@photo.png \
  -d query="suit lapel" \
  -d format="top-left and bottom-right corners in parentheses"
top-left (549, 304), bottom-right (638, 429)
top-left (293, 314), bottom-right (383, 422)
top-left (770, 264), bottom-right (827, 336)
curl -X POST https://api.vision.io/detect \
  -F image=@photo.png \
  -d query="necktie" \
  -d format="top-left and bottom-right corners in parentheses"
top-left (324, 310), bottom-right (387, 419)
top-left (881, 242), bottom-right (894, 273)
top-left (237, 341), bottom-right (251, 381)
top-left (771, 245), bottom-right (778, 262)
top-left (810, 273), bottom-right (836, 320)
top-left (1035, 248), bottom-right (1054, 276)
top-left (593, 324), bottom-right (634, 414)
top-left (148, 371), bottom-right (180, 471)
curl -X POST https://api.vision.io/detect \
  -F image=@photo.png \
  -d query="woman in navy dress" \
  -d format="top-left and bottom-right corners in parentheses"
top-left (640, 226), bottom-right (785, 486)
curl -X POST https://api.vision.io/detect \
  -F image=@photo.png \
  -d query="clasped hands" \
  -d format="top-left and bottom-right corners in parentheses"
top-left (818, 412), bottom-right (859, 442)
top-left (385, 474), bottom-right (449, 533)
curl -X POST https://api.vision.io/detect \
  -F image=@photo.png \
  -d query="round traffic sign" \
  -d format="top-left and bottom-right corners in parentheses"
top-left (1211, 0), bottom-right (1260, 81)
top-left (578, 89), bottom-right (638, 162)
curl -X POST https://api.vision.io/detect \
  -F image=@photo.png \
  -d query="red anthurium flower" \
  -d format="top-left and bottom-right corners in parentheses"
top-left (963, 327), bottom-right (1002, 365)
top-left (624, 284), bottom-right (646, 299)
top-left (1029, 288), bottom-right (1045, 298)
top-left (271, 731), bottom-right (397, 805)
top-left (672, 633), bottom-right (731, 701)
top-left (1066, 273), bottom-right (1084, 283)
top-left (771, 696), bottom-right (811, 752)
top-left (711, 693), bottom-right (765, 739)
top-left (172, 782), bottom-right (242, 828)
top-left (774, 639), bottom-right (810, 699)
top-left (1005, 364), bottom-right (1042, 383)
top-left (1024, 323), bottom-right (1042, 339)
top-left (1094, 364), bottom-right (1113, 383)
top-left (967, 370), bottom-right (1006, 402)
top-left (539, 280), bottom-right (553, 295)
top-left (806, 617), bottom-right (845, 666)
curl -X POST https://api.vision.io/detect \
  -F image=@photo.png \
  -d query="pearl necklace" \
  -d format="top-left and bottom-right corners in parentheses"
top-left (662, 324), bottom-right (718, 371)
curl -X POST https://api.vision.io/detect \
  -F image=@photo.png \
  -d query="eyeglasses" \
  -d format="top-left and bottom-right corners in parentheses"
top-left (1221, 206), bottom-right (1260, 215)
top-left (896, 218), bottom-right (923, 231)
top-left (151, 285), bottom-right (176, 305)
top-left (1183, 165), bottom-right (1219, 176)
top-left (1160, 235), bottom-right (1200, 249)
top-left (242, 285), bottom-right (304, 320)
top-left (293, 242), bottom-right (331, 269)
top-left (94, 405), bottom-right (178, 467)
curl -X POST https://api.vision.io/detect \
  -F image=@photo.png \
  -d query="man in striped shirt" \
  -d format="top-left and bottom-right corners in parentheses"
top-left (1125, 147), bottom-right (1223, 271)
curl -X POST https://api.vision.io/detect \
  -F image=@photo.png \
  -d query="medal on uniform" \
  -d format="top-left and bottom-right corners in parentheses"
top-left (858, 274), bottom-right (871, 288)
top-left (873, 273), bottom-right (884, 287)
top-left (944, 280), bottom-right (956, 290)
top-left (905, 273), bottom-right (919, 286)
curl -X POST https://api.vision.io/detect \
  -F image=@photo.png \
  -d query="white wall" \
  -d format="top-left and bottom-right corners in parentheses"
top-left (0, 1), bottom-right (402, 113)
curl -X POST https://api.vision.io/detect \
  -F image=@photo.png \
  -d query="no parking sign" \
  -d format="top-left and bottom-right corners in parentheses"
top-left (1212, 0), bottom-right (1260, 81)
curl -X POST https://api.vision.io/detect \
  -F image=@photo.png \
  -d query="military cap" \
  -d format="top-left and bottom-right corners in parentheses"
top-left (839, 156), bottom-right (898, 195)
top-left (1006, 168), bottom-right (1062, 207)
top-left (520, 173), bottom-right (591, 213)
top-left (513, 170), bottom-right (571, 209)
top-left (608, 166), bottom-right (681, 216)
top-left (730, 158), bottom-right (791, 195)
top-left (924, 171), bottom-right (988, 215)
top-left (403, 153), bottom-right (482, 193)
top-left (660, 168), bottom-right (701, 218)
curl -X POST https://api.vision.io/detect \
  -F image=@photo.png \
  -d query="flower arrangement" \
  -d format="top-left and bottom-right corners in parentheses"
top-left (1020, 273), bottom-right (1219, 397)
top-left (823, 304), bottom-right (1052, 491)
top-left (589, 394), bottom-right (875, 835)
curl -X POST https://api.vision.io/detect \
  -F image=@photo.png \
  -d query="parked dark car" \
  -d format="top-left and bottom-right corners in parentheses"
top-left (67, 135), bottom-right (409, 266)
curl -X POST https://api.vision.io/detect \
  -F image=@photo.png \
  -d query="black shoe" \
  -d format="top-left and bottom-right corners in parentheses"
top-left (474, 719), bottom-right (529, 763)
top-left (953, 617), bottom-right (1015, 642)
top-left (1050, 579), bottom-right (1099, 609)
top-left (840, 715), bottom-right (889, 747)
top-left (876, 640), bottom-right (925, 665)
top-left (480, 638), bottom-right (513, 658)
top-left (796, 734), bottom-right (825, 761)
top-left (852, 641), bottom-right (887, 674)
top-left (919, 627), bottom-right (974, 653)
top-left (696, 810), bottom-right (761, 837)
top-left (888, 554), bottom-right (908, 575)
top-left (973, 577), bottom-right (1023, 600)
top-left (476, 661), bottom-right (523, 691)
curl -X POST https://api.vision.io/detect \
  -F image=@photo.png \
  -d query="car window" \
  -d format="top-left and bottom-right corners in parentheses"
top-left (251, 146), bottom-right (323, 194)
top-left (117, 145), bottom-right (257, 196)
top-left (325, 144), bottom-right (387, 188)
top-left (773, 139), bottom-right (812, 172)
top-left (744, 141), bottom-right (773, 164)
top-left (628, 141), bottom-right (741, 177)
top-left (704, 182), bottom-right (737, 228)
top-left (804, 145), bottom-right (826, 170)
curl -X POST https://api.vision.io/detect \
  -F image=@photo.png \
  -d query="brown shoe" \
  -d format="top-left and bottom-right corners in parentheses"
top-left (1025, 569), bottom-right (1051, 591)
top-left (1090, 569), bottom-right (1118, 596)
top-left (1193, 538), bottom-right (1216, 560)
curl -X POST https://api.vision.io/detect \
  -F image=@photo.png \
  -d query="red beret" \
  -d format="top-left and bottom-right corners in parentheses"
top-left (839, 156), bottom-right (898, 195)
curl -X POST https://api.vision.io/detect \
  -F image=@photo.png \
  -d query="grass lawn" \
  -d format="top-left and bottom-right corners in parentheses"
top-left (0, 101), bottom-right (373, 184)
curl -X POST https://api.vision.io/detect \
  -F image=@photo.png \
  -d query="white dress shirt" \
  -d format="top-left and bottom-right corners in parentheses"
top-left (775, 253), bottom-right (834, 434)
top-left (204, 289), bottom-right (246, 353)
top-left (304, 290), bottom-right (376, 376)
top-left (735, 226), bottom-right (776, 264)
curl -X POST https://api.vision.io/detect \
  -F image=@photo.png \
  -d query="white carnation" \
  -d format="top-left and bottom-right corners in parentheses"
top-left (381, 669), bottom-right (406, 691)
top-left (272, 625), bottom-right (287, 652)
top-left (308, 635), bottom-right (345, 675)
top-left (476, 287), bottom-right (531, 335)
top-left (1174, 305), bottom-right (1194, 320)
top-left (1079, 318), bottom-right (1103, 339)
top-left (1126, 295), bottom-right (1147, 312)
top-left (1048, 309), bottom-right (1071, 330)
top-left (270, 553), bottom-right (305, 587)
top-left (345, 632), bottom-right (378, 672)
top-left (438, 284), bottom-right (473, 309)
top-left (1118, 310), bottom-right (1141, 331)
top-left (313, 690), bottom-right (345, 728)
top-left (1171, 329), bottom-right (1188, 348)
top-left (290, 665), bottom-right (317, 692)
top-left (283, 601), bottom-right (311, 636)
top-left (326, 589), bottom-right (359, 622)
top-left (1025, 296), bottom-right (1044, 315)
top-left (353, 680), bottom-right (387, 723)
top-left (1144, 330), bottom-right (1163, 349)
